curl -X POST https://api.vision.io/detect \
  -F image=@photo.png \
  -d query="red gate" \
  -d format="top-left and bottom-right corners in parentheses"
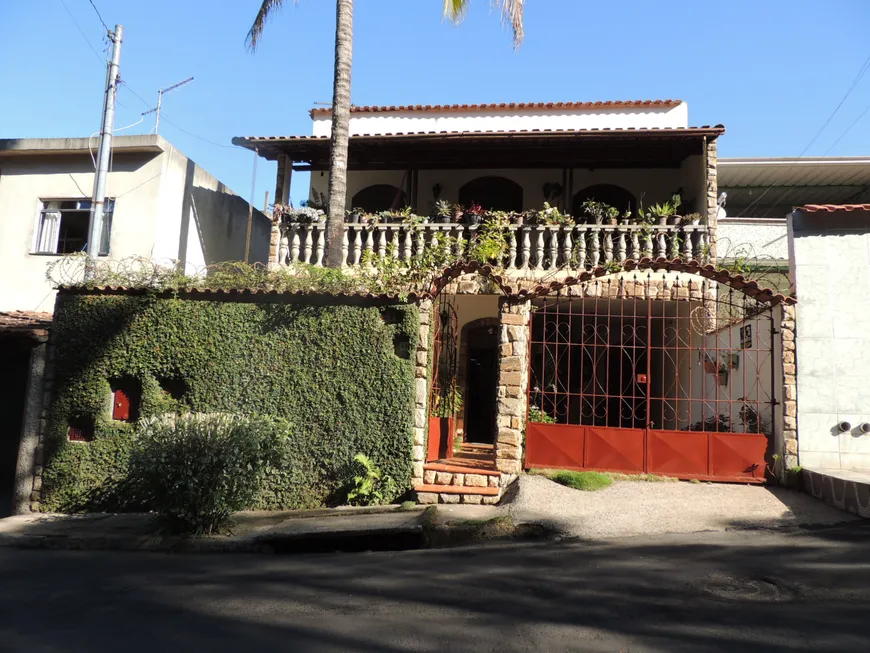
top-left (427, 292), bottom-right (459, 461)
top-left (526, 272), bottom-right (775, 483)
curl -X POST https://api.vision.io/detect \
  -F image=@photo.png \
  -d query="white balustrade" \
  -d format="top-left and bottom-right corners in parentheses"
top-left (276, 221), bottom-right (710, 272)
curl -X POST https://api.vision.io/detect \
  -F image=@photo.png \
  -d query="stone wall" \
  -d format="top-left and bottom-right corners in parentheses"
top-left (18, 338), bottom-right (54, 512)
top-left (495, 299), bottom-right (531, 481)
top-left (706, 138), bottom-right (719, 258)
top-left (411, 299), bottom-right (432, 488)
top-left (780, 303), bottom-right (798, 472)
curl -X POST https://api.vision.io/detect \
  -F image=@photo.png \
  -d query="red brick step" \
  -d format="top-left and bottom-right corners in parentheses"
top-left (413, 484), bottom-right (500, 496)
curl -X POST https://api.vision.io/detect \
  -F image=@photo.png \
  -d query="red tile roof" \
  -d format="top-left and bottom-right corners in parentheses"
top-left (0, 311), bottom-right (52, 336)
top-left (310, 100), bottom-right (682, 116)
top-left (797, 204), bottom-right (870, 213)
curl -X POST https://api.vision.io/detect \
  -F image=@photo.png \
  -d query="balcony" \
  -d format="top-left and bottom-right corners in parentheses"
top-left (275, 221), bottom-right (711, 274)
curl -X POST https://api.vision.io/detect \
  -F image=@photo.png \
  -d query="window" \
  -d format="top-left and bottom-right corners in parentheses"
top-left (34, 199), bottom-right (114, 255)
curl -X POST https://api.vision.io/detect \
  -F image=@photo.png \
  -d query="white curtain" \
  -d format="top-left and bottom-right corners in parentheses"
top-left (36, 201), bottom-right (61, 253)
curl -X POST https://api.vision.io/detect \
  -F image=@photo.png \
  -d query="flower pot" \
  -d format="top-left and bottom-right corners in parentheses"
top-left (465, 214), bottom-right (482, 226)
top-left (657, 217), bottom-right (669, 226)
top-left (436, 215), bottom-right (451, 224)
top-left (346, 213), bottom-right (361, 224)
top-left (670, 216), bottom-right (682, 226)
top-left (717, 371), bottom-right (729, 387)
top-left (608, 218), bottom-right (619, 226)
top-left (703, 360), bottom-right (717, 374)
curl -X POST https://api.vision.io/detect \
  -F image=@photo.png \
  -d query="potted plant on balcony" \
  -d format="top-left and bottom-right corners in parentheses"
top-left (684, 212), bottom-right (702, 226)
top-left (536, 202), bottom-right (575, 227)
top-left (433, 199), bottom-right (453, 224)
top-left (290, 207), bottom-right (325, 225)
top-left (463, 203), bottom-right (486, 226)
top-left (580, 200), bottom-right (616, 226)
top-left (346, 207), bottom-right (365, 224)
top-left (648, 200), bottom-right (676, 226)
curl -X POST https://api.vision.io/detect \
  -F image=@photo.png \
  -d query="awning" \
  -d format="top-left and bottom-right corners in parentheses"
top-left (232, 127), bottom-right (725, 170)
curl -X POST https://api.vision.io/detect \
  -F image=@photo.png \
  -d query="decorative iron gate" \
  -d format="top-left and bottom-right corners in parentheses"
top-left (526, 272), bottom-right (776, 483)
top-left (428, 291), bottom-right (459, 461)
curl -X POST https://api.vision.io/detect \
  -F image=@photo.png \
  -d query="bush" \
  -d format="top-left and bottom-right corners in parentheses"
top-left (346, 453), bottom-right (398, 506)
top-left (132, 413), bottom-right (290, 534)
top-left (550, 470), bottom-right (613, 492)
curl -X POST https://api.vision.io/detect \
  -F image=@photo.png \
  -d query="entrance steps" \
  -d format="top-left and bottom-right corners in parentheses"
top-left (415, 446), bottom-right (502, 505)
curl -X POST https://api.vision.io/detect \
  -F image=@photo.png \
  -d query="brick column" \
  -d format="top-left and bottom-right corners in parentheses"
top-left (780, 303), bottom-right (798, 471)
top-left (495, 299), bottom-right (531, 481)
top-left (411, 299), bottom-right (432, 488)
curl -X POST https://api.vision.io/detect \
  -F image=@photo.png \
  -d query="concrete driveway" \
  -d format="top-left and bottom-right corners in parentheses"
top-left (503, 476), bottom-right (856, 538)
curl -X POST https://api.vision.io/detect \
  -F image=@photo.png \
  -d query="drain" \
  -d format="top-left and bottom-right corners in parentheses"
top-left (701, 574), bottom-right (794, 602)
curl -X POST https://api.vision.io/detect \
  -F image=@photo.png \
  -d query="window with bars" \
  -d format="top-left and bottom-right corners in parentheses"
top-left (33, 199), bottom-right (114, 255)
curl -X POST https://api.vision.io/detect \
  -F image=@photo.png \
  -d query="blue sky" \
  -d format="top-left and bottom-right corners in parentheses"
top-left (2, 0), bottom-right (869, 205)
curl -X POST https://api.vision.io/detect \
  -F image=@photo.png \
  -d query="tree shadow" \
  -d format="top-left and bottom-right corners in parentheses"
top-left (1, 526), bottom-right (869, 652)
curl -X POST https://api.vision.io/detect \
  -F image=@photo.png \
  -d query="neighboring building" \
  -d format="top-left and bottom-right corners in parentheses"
top-left (235, 100), bottom-right (794, 502)
top-left (0, 134), bottom-right (271, 515)
top-left (0, 135), bottom-right (271, 313)
top-left (718, 157), bottom-right (870, 292)
top-left (789, 203), bottom-right (870, 517)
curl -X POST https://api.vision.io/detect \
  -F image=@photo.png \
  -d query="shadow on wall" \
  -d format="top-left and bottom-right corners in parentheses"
top-left (176, 157), bottom-right (271, 268)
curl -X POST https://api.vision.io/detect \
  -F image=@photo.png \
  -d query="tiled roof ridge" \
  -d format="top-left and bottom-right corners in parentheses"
top-left (797, 203), bottom-right (870, 213)
top-left (310, 99), bottom-right (683, 116)
top-left (234, 125), bottom-right (725, 143)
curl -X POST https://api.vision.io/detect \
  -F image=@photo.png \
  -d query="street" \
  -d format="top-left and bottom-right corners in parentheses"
top-left (1, 523), bottom-right (869, 652)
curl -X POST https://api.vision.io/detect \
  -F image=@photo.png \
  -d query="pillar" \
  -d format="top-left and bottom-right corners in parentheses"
top-left (494, 298), bottom-right (531, 480)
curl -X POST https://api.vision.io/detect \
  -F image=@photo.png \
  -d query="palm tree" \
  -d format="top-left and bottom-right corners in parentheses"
top-left (248, 0), bottom-right (525, 268)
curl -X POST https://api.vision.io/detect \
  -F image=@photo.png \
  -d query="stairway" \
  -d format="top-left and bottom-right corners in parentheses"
top-left (414, 445), bottom-right (502, 505)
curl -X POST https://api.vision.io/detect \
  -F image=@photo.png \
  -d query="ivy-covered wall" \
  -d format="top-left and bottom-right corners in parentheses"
top-left (41, 291), bottom-right (419, 512)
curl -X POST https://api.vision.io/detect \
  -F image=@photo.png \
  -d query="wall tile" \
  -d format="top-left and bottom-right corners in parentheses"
top-left (798, 451), bottom-right (841, 470)
top-left (797, 412), bottom-right (841, 453)
top-left (796, 374), bottom-right (838, 414)
top-left (839, 452), bottom-right (870, 471)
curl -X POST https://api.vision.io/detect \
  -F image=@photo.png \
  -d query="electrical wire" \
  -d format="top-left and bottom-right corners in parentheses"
top-left (59, 0), bottom-right (105, 65)
top-left (158, 112), bottom-right (239, 149)
top-left (823, 104), bottom-right (870, 156)
top-left (88, 0), bottom-right (111, 34)
top-left (741, 50), bottom-right (870, 218)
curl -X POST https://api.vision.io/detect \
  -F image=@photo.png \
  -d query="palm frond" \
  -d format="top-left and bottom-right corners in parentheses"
top-left (247, 0), bottom-right (298, 52)
top-left (443, 0), bottom-right (525, 49)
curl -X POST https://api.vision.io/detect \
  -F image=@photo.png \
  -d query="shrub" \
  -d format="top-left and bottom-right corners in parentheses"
top-left (550, 470), bottom-right (613, 492)
top-left (132, 413), bottom-right (290, 534)
top-left (346, 453), bottom-right (398, 506)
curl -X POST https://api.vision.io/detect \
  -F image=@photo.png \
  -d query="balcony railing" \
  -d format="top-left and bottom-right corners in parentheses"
top-left (275, 222), bottom-right (710, 273)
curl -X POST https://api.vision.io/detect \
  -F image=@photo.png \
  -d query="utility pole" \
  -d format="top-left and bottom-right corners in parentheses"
top-left (142, 77), bottom-right (193, 135)
top-left (86, 23), bottom-right (123, 263)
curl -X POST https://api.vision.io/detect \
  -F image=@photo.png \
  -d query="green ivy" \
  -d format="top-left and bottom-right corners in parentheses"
top-left (41, 292), bottom-right (419, 513)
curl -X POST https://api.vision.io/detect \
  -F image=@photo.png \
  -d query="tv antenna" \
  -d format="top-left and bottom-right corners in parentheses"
top-left (142, 76), bottom-right (194, 134)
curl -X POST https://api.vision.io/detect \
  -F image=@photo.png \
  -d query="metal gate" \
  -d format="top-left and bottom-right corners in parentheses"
top-left (526, 273), bottom-right (776, 483)
top-left (427, 291), bottom-right (459, 461)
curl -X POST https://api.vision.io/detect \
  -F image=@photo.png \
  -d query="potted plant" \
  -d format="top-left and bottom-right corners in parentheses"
top-left (463, 203), bottom-right (486, 225)
top-left (290, 207), bottom-right (325, 225)
top-left (580, 200), bottom-right (613, 226)
top-left (648, 200), bottom-right (675, 225)
top-left (703, 354), bottom-right (718, 374)
top-left (346, 207), bottom-right (364, 224)
top-left (537, 202), bottom-right (575, 227)
top-left (433, 199), bottom-right (453, 224)
top-left (684, 212), bottom-right (702, 226)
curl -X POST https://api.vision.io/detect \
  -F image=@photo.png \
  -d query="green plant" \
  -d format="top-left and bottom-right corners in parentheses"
top-left (467, 211), bottom-right (510, 264)
top-left (604, 260), bottom-right (622, 273)
top-left (433, 382), bottom-right (463, 418)
top-left (434, 199), bottom-right (453, 220)
top-left (648, 200), bottom-right (676, 219)
top-left (40, 294), bottom-right (418, 513)
top-left (549, 470), bottom-right (613, 491)
top-left (580, 200), bottom-right (616, 225)
top-left (346, 453), bottom-right (398, 506)
top-left (132, 413), bottom-right (290, 534)
top-left (686, 414), bottom-right (732, 432)
top-left (537, 202), bottom-right (575, 226)
top-left (528, 405), bottom-right (555, 424)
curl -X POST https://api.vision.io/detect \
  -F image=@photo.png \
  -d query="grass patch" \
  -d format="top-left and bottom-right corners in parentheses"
top-left (605, 472), bottom-right (678, 483)
top-left (550, 471), bottom-right (613, 492)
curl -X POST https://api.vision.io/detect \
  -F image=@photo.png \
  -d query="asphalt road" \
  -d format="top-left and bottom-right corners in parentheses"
top-left (1, 523), bottom-right (869, 652)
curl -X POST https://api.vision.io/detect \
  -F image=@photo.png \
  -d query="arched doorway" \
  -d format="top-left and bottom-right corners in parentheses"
top-left (351, 184), bottom-right (406, 212)
top-left (458, 176), bottom-right (523, 211)
top-left (572, 184), bottom-right (636, 218)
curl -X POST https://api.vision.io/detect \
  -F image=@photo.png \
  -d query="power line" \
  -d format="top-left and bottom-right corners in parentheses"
top-left (60, 0), bottom-right (105, 65)
top-left (823, 104), bottom-right (870, 156)
top-left (741, 50), bottom-right (870, 218)
top-left (88, 0), bottom-right (111, 34)
top-left (158, 112), bottom-right (237, 149)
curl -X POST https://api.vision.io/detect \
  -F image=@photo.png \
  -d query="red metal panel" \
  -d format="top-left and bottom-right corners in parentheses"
top-left (709, 432), bottom-right (768, 481)
top-left (112, 389), bottom-right (131, 421)
top-left (647, 430), bottom-right (709, 477)
top-left (427, 417), bottom-right (453, 462)
top-left (585, 427), bottom-right (645, 473)
top-left (525, 422), bottom-right (585, 469)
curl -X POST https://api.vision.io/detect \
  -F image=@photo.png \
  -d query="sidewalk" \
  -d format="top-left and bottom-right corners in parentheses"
top-left (0, 504), bottom-right (516, 554)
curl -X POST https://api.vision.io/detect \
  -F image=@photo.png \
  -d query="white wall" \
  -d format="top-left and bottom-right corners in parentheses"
top-left (312, 103), bottom-right (690, 136)
top-left (790, 210), bottom-right (870, 470)
top-left (0, 139), bottom-right (270, 313)
top-left (717, 217), bottom-right (789, 262)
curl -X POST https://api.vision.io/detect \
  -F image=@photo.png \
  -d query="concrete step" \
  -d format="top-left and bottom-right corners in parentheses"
top-left (414, 484), bottom-right (500, 496)
top-left (414, 483), bottom-right (501, 506)
top-left (423, 462), bottom-right (500, 476)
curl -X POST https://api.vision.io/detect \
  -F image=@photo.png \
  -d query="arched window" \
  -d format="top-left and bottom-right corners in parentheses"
top-left (458, 176), bottom-right (523, 212)
top-left (572, 184), bottom-right (636, 218)
top-left (351, 185), bottom-right (406, 212)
